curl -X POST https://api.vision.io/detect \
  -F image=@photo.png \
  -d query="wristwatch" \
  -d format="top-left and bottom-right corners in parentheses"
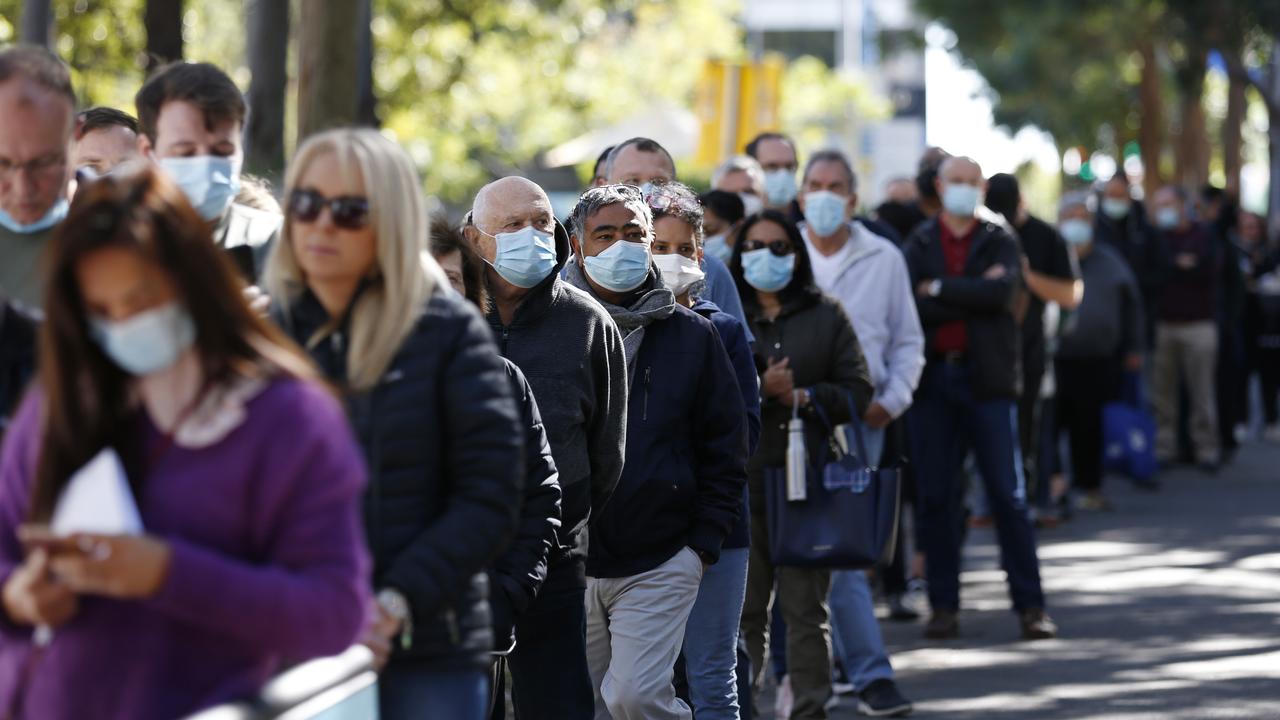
top-left (377, 588), bottom-right (414, 651)
top-left (927, 279), bottom-right (943, 297)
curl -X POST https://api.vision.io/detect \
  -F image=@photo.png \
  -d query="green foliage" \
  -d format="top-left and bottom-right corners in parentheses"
top-left (781, 55), bottom-right (891, 153)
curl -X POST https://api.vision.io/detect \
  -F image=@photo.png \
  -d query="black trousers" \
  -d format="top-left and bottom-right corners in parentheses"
top-left (1055, 356), bottom-right (1121, 492)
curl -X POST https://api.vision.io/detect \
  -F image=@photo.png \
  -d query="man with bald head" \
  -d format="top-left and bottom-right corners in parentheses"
top-left (903, 156), bottom-right (1057, 643)
top-left (463, 176), bottom-right (627, 720)
top-left (0, 46), bottom-right (76, 309)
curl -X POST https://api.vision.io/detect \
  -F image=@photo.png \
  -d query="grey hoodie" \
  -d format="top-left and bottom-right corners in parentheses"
top-left (487, 222), bottom-right (628, 587)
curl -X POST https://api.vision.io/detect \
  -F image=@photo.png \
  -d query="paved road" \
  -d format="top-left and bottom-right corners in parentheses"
top-left (765, 437), bottom-right (1280, 719)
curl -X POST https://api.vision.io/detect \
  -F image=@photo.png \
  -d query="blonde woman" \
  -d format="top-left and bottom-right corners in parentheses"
top-left (265, 128), bottom-right (522, 719)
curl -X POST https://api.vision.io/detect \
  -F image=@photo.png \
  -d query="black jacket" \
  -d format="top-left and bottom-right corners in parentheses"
top-left (1095, 201), bottom-right (1168, 344)
top-left (489, 359), bottom-right (561, 653)
top-left (903, 217), bottom-right (1023, 400)
top-left (746, 291), bottom-right (874, 515)
top-left (278, 287), bottom-right (523, 671)
top-left (587, 303), bottom-right (748, 579)
top-left (0, 300), bottom-right (37, 437)
top-left (487, 222), bottom-right (627, 587)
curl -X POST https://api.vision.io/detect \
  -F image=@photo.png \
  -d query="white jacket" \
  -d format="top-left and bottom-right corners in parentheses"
top-left (802, 221), bottom-right (925, 418)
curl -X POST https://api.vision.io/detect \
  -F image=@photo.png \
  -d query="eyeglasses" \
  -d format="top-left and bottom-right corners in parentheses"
top-left (0, 153), bottom-right (66, 182)
top-left (741, 239), bottom-right (794, 257)
top-left (289, 189), bottom-right (370, 230)
top-left (646, 185), bottom-right (701, 214)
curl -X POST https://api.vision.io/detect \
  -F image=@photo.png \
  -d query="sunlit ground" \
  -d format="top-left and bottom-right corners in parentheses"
top-left (845, 438), bottom-right (1280, 719)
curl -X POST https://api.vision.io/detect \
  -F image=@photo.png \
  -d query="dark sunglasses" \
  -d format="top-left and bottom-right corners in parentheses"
top-left (740, 239), bottom-right (794, 257)
top-left (289, 189), bottom-right (370, 229)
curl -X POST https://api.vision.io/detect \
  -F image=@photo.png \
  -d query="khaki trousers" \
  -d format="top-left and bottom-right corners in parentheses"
top-left (1153, 320), bottom-right (1219, 462)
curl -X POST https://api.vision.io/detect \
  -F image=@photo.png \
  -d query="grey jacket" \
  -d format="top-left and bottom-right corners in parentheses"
top-left (487, 222), bottom-right (628, 586)
top-left (1058, 242), bottom-right (1145, 359)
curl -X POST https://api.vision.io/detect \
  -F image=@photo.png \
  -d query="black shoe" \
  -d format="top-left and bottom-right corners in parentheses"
top-left (857, 679), bottom-right (914, 717)
top-left (1019, 608), bottom-right (1058, 640)
top-left (924, 610), bottom-right (959, 639)
top-left (887, 593), bottom-right (920, 622)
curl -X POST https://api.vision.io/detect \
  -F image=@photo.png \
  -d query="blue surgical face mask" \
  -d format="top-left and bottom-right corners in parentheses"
top-left (1155, 207), bottom-right (1181, 230)
top-left (1059, 219), bottom-right (1093, 247)
top-left (703, 232), bottom-right (733, 264)
top-left (485, 225), bottom-right (558, 288)
top-left (742, 247), bottom-right (796, 292)
top-left (159, 154), bottom-right (242, 222)
top-left (942, 182), bottom-right (983, 217)
top-left (803, 190), bottom-right (848, 237)
top-left (764, 169), bottom-right (798, 206)
top-left (1101, 197), bottom-right (1130, 220)
top-left (0, 197), bottom-right (69, 235)
top-left (583, 239), bottom-right (652, 293)
top-left (90, 302), bottom-right (197, 376)
top-left (740, 192), bottom-right (765, 218)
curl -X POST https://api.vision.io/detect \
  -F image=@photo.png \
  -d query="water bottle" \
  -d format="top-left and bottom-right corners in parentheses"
top-left (786, 390), bottom-right (807, 501)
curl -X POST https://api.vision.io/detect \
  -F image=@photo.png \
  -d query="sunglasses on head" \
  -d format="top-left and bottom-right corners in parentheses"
top-left (289, 189), bottom-right (370, 229)
top-left (741, 239), bottom-right (794, 257)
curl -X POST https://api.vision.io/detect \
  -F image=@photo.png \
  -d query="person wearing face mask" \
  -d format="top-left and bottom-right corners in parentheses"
top-left (791, 150), bottom-right (921, 715)
top-left (1053, 193), bottom-right (1145, 512)
top-left (0, 165), bottom-right (371, 720)
top-left (711, 154), bottom-right (768, 219)
top-left (902, 156), bottom-right (1057, 642)
top-left (602, 137), bottom-right (752, 343)
top-left (266, 129), bottom-right (523, 719)
top-left (1149, 185), bottom-right (1222, 472)
top-left (730, 209), bottom-right (875, 720)
top-left (565, 184), bottom-right (747, 720)
top-left (135, 62), bottom-right (281, 283)
top-left (429, 224), bottom-right (563, 720)
top-left (0, 47), bottom-right (77, 309)
top-left (461, 176), bottom-right (626, 720)
top-left (698, 189), bottom-right (746, 266)
top-left (1095, 174), bottom-right (1166, 349)
top-left (646, 181), bottom-right (760, 720)
top-left (746, 132), bottom-right (801, 211)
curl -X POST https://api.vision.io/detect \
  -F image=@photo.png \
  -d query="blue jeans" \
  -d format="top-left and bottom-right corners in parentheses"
top-left (379, 665), bottom-right (488, 720)
top-left (683, 547), bottom-right (749, 720)
top-left (907, 362), bottom-right (1046, 612)
top-left (828, 570), bottom-right (894, 691)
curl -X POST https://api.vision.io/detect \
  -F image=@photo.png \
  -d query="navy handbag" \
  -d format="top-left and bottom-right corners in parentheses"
top-left (1102, 371), bottom-right (1157, 482)
top-left (764, 393), bottom-right (901, 569)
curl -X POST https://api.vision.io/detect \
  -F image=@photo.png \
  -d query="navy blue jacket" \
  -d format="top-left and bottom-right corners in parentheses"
top-left (278, 287), bottom-right (523, 671)
top-left (692, 297), bottom-right (759, 551)
top-left (587, 304), bottom-right (748, 578)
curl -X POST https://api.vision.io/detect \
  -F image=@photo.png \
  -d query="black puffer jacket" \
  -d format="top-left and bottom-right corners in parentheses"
top-left (490, 359), bottom-right (561, 653)
top-left (278, 287), bottom-right (523, 671)
top-left (0, 300), bottom-right (37, 438)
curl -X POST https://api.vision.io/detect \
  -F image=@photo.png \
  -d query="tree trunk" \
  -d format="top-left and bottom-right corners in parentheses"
top-left (246, 0), bottom-right (290, 180)
top-left (297, 0), bottom-right (361, 140)
top-left (356, 0), bottom-right (379, 127)
top-left (1223, 63), bottom-right (1246, 197)
top-left (1173, 49), bottom-right (1209, 191)
top-left (144, 0), bottom-right (185, 72)
top-left (20, 0), bottom-right (51, 47)
top-left (1138, 35), bottom-right (1164, 198)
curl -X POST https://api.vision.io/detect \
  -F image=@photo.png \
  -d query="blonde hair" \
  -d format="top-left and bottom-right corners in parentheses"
top-left (265, 128), bottom-right (443, 391)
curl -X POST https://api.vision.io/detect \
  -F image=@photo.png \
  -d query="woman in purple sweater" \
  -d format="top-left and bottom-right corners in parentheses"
top-left (0, 166), bottom-right (371, 719)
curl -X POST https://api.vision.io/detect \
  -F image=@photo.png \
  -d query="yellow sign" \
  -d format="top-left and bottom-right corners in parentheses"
top-left (696, 56), bottom-right (785, 168)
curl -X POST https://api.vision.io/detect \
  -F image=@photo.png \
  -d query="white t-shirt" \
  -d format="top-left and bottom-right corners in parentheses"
top-left (802, 223), bottom-right (855, 292)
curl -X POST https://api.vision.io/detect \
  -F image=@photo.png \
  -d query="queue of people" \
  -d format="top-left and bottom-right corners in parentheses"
top-left (0, 43), bottom-right (1275, 720)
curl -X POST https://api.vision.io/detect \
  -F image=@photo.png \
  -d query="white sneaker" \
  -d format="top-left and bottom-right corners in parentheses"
top-left (775, 674), bottom-right (794, 720)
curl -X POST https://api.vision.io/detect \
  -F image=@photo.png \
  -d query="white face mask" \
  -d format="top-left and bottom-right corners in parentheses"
top-left (740, 192), bottom-right (765, 218)
top-left (652, 253), bottom-right (706, 297)
top-left (90, 302), bottom-right (197, 376)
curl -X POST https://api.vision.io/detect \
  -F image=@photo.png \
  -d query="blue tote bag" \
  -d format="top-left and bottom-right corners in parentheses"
top-left (764, 393), bottom-right (901, 569)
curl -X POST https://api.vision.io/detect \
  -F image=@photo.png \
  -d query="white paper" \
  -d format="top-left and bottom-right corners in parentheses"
top-left (49, 448), bottom-right (144, 537)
